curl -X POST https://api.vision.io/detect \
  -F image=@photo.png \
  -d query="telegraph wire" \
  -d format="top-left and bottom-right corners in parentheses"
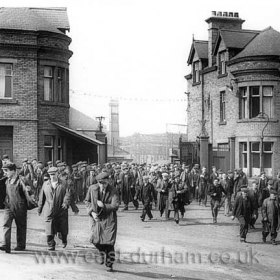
top-left (69, 89), bottom-right (187, 103)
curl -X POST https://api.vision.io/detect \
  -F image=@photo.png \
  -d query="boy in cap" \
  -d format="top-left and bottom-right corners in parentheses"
top-left (232, 187), bottom-right (254, 242)
top-left (261, 189), bottom-right (280, 245)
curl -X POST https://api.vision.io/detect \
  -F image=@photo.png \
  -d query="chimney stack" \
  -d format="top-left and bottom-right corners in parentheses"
top-left (205, 11), bottom-right (244, 67)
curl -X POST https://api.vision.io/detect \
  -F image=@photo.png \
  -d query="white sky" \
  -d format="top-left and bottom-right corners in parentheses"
top-left (3, 0), bottom-right (280, 136)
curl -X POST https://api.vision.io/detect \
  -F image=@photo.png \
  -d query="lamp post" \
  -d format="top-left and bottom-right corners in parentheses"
top-left (258, 112), bottom-right (270, 172)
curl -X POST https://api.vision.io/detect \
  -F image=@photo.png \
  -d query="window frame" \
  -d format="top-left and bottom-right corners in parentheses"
top-left (220, 91), bottom-right (226, 122)
top-left (43, 66), bottom-right (54, 101)
top-left (0, 63), bottom-right (13, 99)
top-left (218, 51), bottom-right (227, 75)
top-left (193, 61), bottom-right (200, 84)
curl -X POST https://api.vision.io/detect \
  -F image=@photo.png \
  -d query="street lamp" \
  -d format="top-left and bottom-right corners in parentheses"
top-left (258, 112), bottom-right (270, 172)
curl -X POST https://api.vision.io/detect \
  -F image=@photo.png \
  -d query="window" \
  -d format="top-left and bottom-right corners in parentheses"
top-left (239, 87), bottom-right (248, 119)
top-left (263, 86), bottom-right (273, 118)
top-left (241, 142), bottom-right (248, 168)
top-left (57, 68), bottom-right (63, 102)
top-left (218, 51), bottom-right (226, 75)
top-left (249, 86), bottom-right (260, 118)
top-left (239, 85), bottom-right (274, 119)
top-left (220, 91), bottom-right (226, 122)
top-left (0, 63), bottom-right (12, 98)
top-left (263, 142), bottom-right (273, 169)
top-left (57, 137), bottom-right (63, 161)
top-left (193, 61), bottom-right (200, 83)
top-left (44, 67), bottom-right (54, 101)
top-left (44, 135), bottom-right (54, 163)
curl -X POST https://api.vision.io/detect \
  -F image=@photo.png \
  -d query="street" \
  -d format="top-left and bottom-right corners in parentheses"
top-left (0, 202), bottom-right (279, 280)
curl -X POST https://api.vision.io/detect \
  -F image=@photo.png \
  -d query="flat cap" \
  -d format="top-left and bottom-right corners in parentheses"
top-left (22, 158), bottom-right (28, 163)
top-left (2, 162), bottom-right (17, 170)
top-left (96, 172), bottom-right (109, 181)
top-left (47, 167), bottom-right (58, 174)
top-left (47, 161), bottom-right (52, 165)
top-left (2, 154), bottom-right (9, 159)
top-left (270, 189), bottom-right (277, 195)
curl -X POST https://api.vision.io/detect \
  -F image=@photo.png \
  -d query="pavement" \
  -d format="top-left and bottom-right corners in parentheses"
top-left (0, 201), bottom-right (279, 280)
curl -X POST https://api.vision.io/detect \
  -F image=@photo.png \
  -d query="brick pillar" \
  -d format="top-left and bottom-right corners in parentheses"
top-left (229, 137), bottom-right (236, 171)
top-left (199, 136), bottom-right (209, 170)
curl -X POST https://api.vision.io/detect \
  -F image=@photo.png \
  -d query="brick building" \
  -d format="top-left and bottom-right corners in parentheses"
top-left (120, 133), bottom-right (181, 164)
top-left (186, 11), bottom-right (280, 177)
top-left (0, 7), bottom-right (105, 166)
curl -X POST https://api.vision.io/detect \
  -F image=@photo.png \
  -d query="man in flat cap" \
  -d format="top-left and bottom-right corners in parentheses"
top-left (232, 186), bottom-right (253, 243)
top-left (136, 175), bottom-right (155, 222)
top-left (0, 162), bottom-right (31, 253)
top-left (261, 189), bottom-right (280, 245)
top-left (37, 166), bottom-right (71, 250)
top-left (85, 171), bottom-right (119, 271)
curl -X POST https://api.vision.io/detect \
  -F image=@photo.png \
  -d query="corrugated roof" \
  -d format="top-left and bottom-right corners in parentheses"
top-left (233, 27), bottom-right (280, 59)
top-left (0, 7), bottom-right (69, 34)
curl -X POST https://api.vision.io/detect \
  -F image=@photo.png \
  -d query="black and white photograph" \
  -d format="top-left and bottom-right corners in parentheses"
top-left (0, 0), bottom-right (279, 279)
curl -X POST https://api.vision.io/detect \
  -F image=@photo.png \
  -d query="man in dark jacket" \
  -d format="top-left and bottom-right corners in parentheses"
top-left (224, 170), bottom-right (234, 216)
top-left (136, 175), bottom-right (155, 221)
top-left (248, 181), bottom-right (259, 229)
top-left (0, 162), bottom-right (30, 253)
top-left (209, 178), bottom-right (226, 223)
top-left (232, 187), bottom-right (253, 243)
top-left (261, 189), bottom-right (280, 245)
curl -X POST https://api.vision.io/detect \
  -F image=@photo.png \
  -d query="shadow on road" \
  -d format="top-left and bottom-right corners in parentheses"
top-left (113, 269), bottom-right (203, 280)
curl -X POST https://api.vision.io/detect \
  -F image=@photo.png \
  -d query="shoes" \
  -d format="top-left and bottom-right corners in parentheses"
top-left (48, 247), bottom-right (55, 251)
top-left (262, 237), bottom-right (266, 243)
top-left (106, 266), bottom-right (113, 272)
top-left (140, 217), bottom-right (145, 222)
top-left (175, 220), bottom-right (179, 224)
top-left (149, 216), bottom-right (153, 220)
top-left (62, 243), bottom-right (67, 248)
top-left (0, 245), bottom-right (11, 253)
top-left (272, 240), bottom-right (277, 245)
top-left (14, 246), bottom-right (25, 251)
top-left (213, 218), bottom-right (217, 224)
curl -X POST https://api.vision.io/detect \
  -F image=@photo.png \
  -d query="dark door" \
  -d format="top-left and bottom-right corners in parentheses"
top-left (0, 126), bottom-right (13, 160)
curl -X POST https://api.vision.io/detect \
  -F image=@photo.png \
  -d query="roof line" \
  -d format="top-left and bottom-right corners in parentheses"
top-left (52, 122), bottom-right (105, 146)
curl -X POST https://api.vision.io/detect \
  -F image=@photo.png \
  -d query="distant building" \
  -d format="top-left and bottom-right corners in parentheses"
top-left (120, 133), bottom-right (181, 164)
top-left (0, 7), bottom-right (106, 166)
top-left (185, 11), bottom-right (280, 177)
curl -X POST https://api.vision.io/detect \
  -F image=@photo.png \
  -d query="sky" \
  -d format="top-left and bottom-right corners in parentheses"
top-left (2, 0), bottom-right (280, 136)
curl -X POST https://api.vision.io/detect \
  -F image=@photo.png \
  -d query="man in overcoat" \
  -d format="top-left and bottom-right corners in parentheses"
top-left (85, 172), bottom-right (119, 271)
top-left (37, 167), bottom-right (71, 250)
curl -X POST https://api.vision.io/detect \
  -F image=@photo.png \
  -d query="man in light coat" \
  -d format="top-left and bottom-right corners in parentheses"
top-left (85, 172), bottom-right (119, 271)
top-left (38, 167), bottom-right (71, 251)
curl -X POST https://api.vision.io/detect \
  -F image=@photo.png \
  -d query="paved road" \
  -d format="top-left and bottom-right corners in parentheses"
top-left (0, 202), bottom-right (279, 280)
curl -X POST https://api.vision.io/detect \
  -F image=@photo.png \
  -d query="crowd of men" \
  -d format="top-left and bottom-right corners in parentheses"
top-left (0, 155), bottom-right (280, 270)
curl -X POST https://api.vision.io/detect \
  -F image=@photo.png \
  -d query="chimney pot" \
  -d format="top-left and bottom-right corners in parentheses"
top-left (223, 12), bottom-right (228, 17)
top-left (234, 12), bottom-right (239, 17)
top-left (217, 11), bottom-right (222, 16)
top-left (211, 11), bottom-right (216, 16)
top-left (229, 12), bottom-right (233, 17)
